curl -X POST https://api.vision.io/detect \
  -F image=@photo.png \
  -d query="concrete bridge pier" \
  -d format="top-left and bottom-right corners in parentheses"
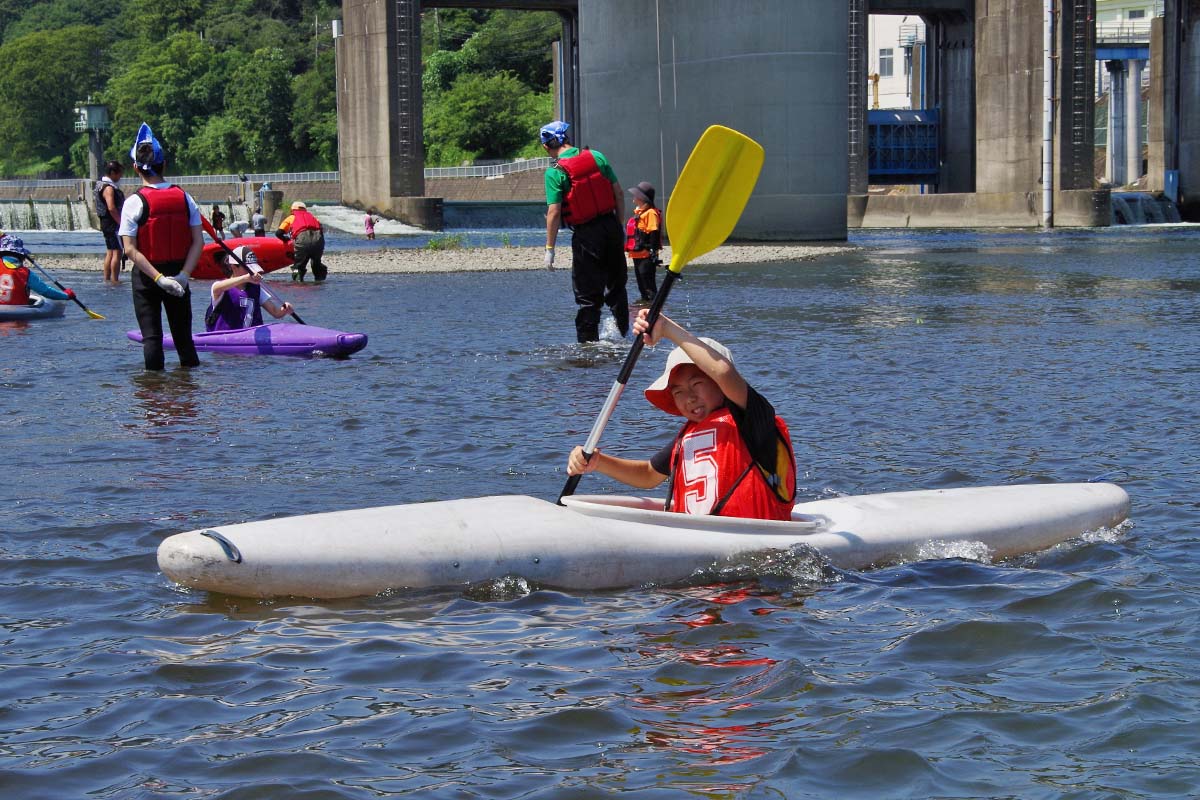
top-left (1150, 0), bottom-right (1200, 218)
top-left (1106, 58), bottom-right (1145, 186)
top-left (1106, 60), bottom-right (1129, 185)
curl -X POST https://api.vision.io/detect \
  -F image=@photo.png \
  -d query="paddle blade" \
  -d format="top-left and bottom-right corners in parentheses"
top-left (83, 307), bottom-right (105, 320)
top-left (665, 125), bottom-right (764, 274)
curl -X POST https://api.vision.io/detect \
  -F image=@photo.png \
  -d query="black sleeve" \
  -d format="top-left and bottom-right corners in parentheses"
top-left (649, 438), bottom-right (675, 477)
top-left (727, 386), bottom-right (780, 471)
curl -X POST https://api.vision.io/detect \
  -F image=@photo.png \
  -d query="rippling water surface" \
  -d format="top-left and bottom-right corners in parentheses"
top-left (3, 227), bottom-right (1198, 798)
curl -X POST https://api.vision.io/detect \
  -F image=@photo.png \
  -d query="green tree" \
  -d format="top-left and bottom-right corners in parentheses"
top-left (104, 31), bottom-right (227, 172)
top-left (425, 71), bottom-right (550, 164)
top-left (223, 47), bottom-right (296, 169)
top-left (468, 11), bottom-right (558, 91)
top-left (292, 49), bottom-right (338, 169)
top-left (0, 25), bottom-right (105, 174)
top-left (3, 0), bottom-right (123, 43)
top-left (127, 0), bottom-right (205, 41)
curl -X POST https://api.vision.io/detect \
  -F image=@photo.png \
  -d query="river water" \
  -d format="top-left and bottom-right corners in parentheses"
top-left (3, 226), bottom-right (1198, 798)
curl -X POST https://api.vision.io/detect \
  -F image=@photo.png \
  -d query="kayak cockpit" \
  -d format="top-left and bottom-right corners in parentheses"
top-left (561, 494), bottom-right (825, 534)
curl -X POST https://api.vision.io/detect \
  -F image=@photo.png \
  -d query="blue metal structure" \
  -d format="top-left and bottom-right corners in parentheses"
top-left (867, 109), bottom-right (939, 184)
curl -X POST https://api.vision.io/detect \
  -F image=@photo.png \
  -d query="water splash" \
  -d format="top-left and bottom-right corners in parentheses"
top-left (914, 538), bottom-right (994, 563)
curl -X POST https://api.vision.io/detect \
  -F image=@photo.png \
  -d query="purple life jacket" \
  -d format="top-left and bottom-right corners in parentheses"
top-left (206, 284), bottom-right (264, 332)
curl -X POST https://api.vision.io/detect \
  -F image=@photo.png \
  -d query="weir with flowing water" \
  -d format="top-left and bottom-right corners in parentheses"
top-left (0, 198), bottom-right (92, 232)
top-left (1110, 192), bottom-right (1183, 225)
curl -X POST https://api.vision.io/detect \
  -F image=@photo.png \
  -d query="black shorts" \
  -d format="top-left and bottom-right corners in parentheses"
top-left (101, 223), bottom-right (121, 252)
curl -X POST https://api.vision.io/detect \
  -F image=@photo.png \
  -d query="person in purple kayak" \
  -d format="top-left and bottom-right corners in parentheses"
top-left (204, 245), bottom-right (294, 332)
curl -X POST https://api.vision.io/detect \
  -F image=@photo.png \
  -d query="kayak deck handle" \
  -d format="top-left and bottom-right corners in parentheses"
top-left (200, 530), bottom-right (243, 564)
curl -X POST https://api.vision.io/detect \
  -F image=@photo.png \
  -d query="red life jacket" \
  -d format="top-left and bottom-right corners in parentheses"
top-left (290, 208), bottom-right (322, 236)
top-left (0, 262), bottom-right (31, 305)
top-left (665, 408), bottom-right (796, 521)
top-left (557, 149), bottom-right (617, 226)
top-left (134, 186), bottom-right (192, 270)
top-left (626, 206), bottom-right (662, 257)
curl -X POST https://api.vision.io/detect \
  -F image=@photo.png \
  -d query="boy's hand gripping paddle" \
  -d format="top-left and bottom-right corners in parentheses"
top-left (557, 125), bottom-right (765, 503)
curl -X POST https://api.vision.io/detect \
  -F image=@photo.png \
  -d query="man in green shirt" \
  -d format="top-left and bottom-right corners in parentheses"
top-left (541, 120), bottom-right (630, 342)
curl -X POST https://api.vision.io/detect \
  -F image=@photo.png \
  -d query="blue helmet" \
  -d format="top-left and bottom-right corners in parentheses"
top-left (0, 234), bottom-right (30, 257)
top-left (539, 120), bottom-right (570, 147)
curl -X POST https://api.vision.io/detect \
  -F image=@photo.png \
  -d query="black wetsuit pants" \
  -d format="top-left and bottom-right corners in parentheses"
top-left (632, 255), bottom-right (659, 302)
top-left (132, 267), bottom-right (199, 370)
top-left (293, 229), bottom-right (327, 281)
top-left (570, 214), bottom-right (628, 342)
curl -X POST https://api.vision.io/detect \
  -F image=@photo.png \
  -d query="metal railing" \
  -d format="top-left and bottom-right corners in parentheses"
top-left (171, 171), bottom-right (340, 184)
top-left (0, 178), bottom-right (79, 189)
top-left (424, 158), bottom-right (553, 179)
top-left (1, 158), bottom-right (553, 190)
top-left (1096, 20), bottom-right (1153, 46)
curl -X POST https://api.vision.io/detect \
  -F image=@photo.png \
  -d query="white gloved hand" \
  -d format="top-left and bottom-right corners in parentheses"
top-left (544, 247), bottom-right (555, 269)
top-left (155, 274), bottom-right (185, 297)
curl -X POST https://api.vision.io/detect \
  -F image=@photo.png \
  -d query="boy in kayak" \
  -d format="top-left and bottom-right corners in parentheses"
top-left (0, 235), bottom-right (75, 305)
top-left (205, 245), bottom-right (294, 332)
top-left (567, 309), bottom-right (796, 520)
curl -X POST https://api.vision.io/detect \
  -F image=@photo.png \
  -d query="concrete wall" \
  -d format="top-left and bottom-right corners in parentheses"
top-left (1171, 0), bottom-right (1200, 217)
top-left (579, 0), bottom-right (848, 241)
top-left (849, 188), bottom-right (1110, 227)
top-left (976, 0), bottom-right (1044, 194)
top-left (936, 13), bottom-right (976, 192)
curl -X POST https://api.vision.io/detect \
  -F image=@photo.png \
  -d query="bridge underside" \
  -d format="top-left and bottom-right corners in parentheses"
top-left (339, 1), bottom-right (1200, 234)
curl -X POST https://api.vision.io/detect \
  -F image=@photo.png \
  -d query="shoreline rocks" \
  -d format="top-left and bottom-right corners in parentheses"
top-left (42, 242), bottom-right (854, 275)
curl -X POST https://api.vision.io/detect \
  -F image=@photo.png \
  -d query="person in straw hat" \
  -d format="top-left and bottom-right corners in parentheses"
top-left (567, 309), bottom-right (797, 520)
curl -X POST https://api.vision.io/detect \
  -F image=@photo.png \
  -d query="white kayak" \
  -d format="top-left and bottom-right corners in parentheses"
top-left (157, 483), bottom-right (1130, 598)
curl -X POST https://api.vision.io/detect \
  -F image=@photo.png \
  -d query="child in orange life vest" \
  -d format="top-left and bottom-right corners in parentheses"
top-left (625, 181), bottom-right (662, 302)
top-left (567, 309), bottom-right (797, 521)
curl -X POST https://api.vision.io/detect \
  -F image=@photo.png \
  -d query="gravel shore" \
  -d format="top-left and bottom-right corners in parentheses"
top-left (44, 242), bottom-right (852, 275)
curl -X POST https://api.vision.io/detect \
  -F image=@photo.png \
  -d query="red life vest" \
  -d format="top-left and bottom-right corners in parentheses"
top-left (665, 408), bottom-right (796, 521)
top-left (557, 149), bottom-right (617, 226)
top-left (0, 262), bottom-right (31, 305)
top-left (134, 186), bottom-right (192, 270)
top-left (290, 208), bottom-right (322, 236)
top-left (625, 206), bottom-right (662, 257)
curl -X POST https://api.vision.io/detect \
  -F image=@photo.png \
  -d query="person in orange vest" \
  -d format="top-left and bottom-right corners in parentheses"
top-left (119, 122), bottom-right (204, 371)
top-left (566, 309), bottom-right (797, 521)
top-left (276, 201), bottom-right (327, 282)
top-left (540, 120), bottom-right (629, 342)
top-left (624, 181), bottom-right (662, 303)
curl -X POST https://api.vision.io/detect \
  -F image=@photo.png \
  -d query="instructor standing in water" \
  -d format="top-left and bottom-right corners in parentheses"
top-left (120, 122), bottom-right (204, 371)
top-left (540, 120), bottom-right (629, 342)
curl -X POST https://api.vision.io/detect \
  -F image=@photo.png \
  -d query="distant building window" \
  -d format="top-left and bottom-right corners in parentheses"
top-left (879, 48), bottom-right (894, 78)
top-left (1128, 9), bottom-right (1145, 19)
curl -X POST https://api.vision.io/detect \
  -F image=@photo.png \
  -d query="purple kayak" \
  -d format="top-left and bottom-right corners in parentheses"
top-left (127, 322), bottom-right (368, 358)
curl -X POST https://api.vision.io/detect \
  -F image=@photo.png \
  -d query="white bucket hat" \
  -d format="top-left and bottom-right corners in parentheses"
top-left (644, 337), bottom-right (733, 415)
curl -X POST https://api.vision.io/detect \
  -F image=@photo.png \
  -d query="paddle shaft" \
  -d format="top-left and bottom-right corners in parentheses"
top-left (557, 268), bottom-right (680, 503)
top-left (201, 215), bottom-right (305, 324)
top-left (27, 258), bottom-right (104, 319)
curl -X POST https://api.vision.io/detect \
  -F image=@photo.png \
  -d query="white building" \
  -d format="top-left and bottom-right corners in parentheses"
top-left (867, 15), bottom-right (925, 110)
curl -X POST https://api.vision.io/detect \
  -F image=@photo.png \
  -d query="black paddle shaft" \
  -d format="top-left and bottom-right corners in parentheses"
top-left (557, 269), bottom-right (681, 503)
top-left (28, 258), bottom-right (101, 318)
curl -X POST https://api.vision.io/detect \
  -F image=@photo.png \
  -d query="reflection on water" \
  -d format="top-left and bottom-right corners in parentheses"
top-left (127, 369), bottom-right (202, 435)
